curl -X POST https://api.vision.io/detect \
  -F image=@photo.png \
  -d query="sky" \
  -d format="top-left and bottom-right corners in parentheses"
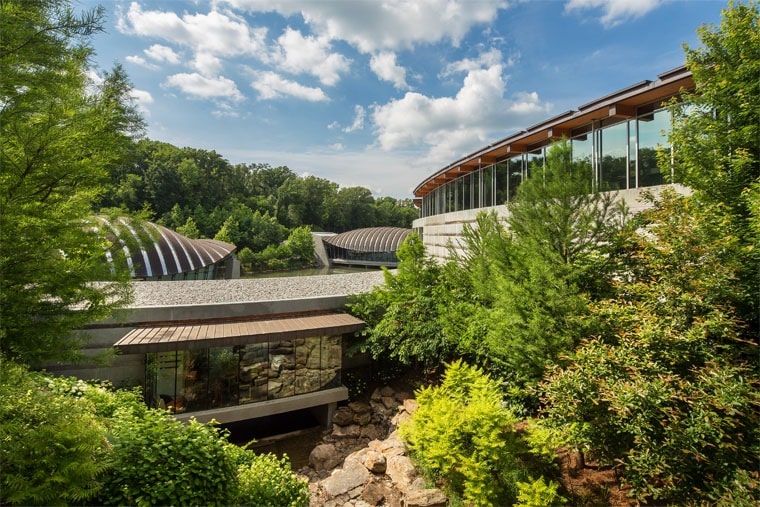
top-left (81, 0), bottom-right (728, 198)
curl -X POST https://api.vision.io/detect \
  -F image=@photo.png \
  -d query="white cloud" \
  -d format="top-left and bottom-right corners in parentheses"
top-left (129, 88), bottom-right (154, 116)
top-left (219, 0), bottom-right (509, 53)
top-left (164, 73), bottom-right (244, 100)
top-left (441, 48), bottom-right (511, 77)
top-left (144, 44), bottom-right (181, 64)
top-left (273, 27), bottom-right (350, 86)
top-left (343, 105), bottom-right (366, 133)
top-left (372, 65), bottom-right (551, 166)
top-left (118, 2), bottom-right (268, 58)
top-left (370, 52), bottom-right (408, 89)
top-left (126, 55), bottom-right (159, 70)
top-left (250, 71), bottom-right (328, 102)
top-left (564, 0), bottom-right (664, 28)
top-left (192, 52), bottom-right (224, 76)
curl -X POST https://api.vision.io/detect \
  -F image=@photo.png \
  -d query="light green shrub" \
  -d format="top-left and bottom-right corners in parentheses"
top-left (515, 477), bottom-right (566, 507)
top-left (235, 452), bottom-right (309, 507)
top-left (400, 360), bottom-right (531, 506)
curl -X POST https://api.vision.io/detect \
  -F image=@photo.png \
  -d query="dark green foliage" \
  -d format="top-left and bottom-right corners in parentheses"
top-left (0, 0), bottom-right (140, 364)
top-left (542, 192), bottom-right (760, 503)
top-left (98, 409), bottom-right (239, 506)
top-left (0, 361), bottom-right (110, 505)
top-left (349, 234), bottom-right (457, 367)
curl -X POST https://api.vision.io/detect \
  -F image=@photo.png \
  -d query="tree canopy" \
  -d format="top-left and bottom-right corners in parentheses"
top-left (0, 0), bottom-right (142, 364)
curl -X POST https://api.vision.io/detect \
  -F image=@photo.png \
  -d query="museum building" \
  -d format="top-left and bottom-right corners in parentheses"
top-left (412, 65), bottom-right (693, 259)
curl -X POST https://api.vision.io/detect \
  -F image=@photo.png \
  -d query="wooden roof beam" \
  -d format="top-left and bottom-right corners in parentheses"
top-left (609, 103), bottom-right (637, 119)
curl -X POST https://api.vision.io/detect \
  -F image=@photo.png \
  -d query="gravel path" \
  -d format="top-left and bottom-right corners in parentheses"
top-left (128, 271), bottom-right (388, 307)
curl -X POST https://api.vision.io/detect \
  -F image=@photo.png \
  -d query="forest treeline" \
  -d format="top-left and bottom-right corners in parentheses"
top-left (100, 139), bottom-right (419, 254)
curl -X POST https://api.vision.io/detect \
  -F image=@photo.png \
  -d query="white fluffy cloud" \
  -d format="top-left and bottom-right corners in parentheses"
top-left (564, 0), bottom-right (664, 27)
top-left (126, 54), bottom-right (159, 70)
top-left (192, 52), bottom-right (224, 77)
top-left (370, 52), bottom-right (408, 89)
top-left (273, 27), bottom-right (350, 86)
top-left (219, 0), bottom-right (509, 53)
top-left (441, 48), bottom-right (511, 77)
top-left (343, 105), bottom-right (366, 133)
top-left (372, 65), bottom-right (551, 165)
top-left (250, 71), bottom-right (328, 102)
top-left (164, 73), bottom-right (244, 100)
top-left (118, 2), bottom-right (268, 58)
top-left (144, 44), bottom-right (181, 64)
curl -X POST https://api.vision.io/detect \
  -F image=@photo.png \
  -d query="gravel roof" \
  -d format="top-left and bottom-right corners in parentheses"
top-left (128, 271), bottom-right (388, 307)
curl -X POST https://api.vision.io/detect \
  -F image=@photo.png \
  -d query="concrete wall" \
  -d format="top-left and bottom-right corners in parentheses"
top-left (412, 184), bottom-right (689, 261)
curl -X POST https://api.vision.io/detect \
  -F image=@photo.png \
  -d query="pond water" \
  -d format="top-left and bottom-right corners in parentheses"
top-left (244, 266), bottom-right (381, 278)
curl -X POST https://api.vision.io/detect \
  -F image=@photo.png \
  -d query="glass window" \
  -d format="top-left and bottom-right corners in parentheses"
top-left (599, 121), bottom-right (628, 190)
top-left (494, 161), bottom-right (509, 205)
top-left (239, 342), bottom-right (269, 404)
top-left (508, 157), bottom-right (522, 202)
top-left (446, 180), bottom-right (456, 213)
top-left (456, 176), bottom-right (464, 211)
top-left (637, 108), bottom-right (671, 187)
top-left (321, 336), bottom-right (341, 390)
top-left (628, 120), bottom-right (637, 189)
top-left (208, 348), bottom-right (238, 408)
top-left (268, 339), bottom-right (295, 400)
top-left (571, 133), bottom-right (593, 185)
top-left (462, 174), bottom-right (471, 210)
top-left (525, 150), bottom-right (544, 181)
top-left (472, 171), bottom-right (480, 208)
top-left (482, 165), bottom-right (494, 207)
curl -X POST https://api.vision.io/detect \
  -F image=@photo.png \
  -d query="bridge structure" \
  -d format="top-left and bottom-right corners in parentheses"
top-left (44, 272), bottom-right (385, 428)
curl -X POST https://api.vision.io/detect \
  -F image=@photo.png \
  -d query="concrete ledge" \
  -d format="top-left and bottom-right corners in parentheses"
top-left (174, 386), bottom-right (349, 425)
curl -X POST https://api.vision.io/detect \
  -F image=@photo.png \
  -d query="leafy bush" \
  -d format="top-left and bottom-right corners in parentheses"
top-left (515, 477), bottom-right (566, 507)
top-left (0, 361), bottom-right (111, 506)
top-left (236, 452), bottom-right (309, 507)
top-left (98, 410), bottom-right (239, 506)
top-left (400, 360), bottom-right (534, 506)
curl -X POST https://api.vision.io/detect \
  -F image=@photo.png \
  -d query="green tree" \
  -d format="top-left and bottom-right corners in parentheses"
top-left (483, 140), bottom-right (627, 381)
top-left (668, 0), bottom-right (759, 327)
top-left (542, 192), bottom-right (760, 504)
top-left (0, 0), bottom-right (141, 364)
top-left (176, 216), bottom-right (200, 239)
top-left (286, 225), bottom-right (315, 263)
top-left (214, 215), bottom-right (238, 244)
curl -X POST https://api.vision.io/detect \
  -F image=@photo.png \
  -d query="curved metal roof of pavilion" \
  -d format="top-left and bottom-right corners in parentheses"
top-left (98, 218), bottom-right (235, 279)
top-left (322, 227), bottom-right (411, 253)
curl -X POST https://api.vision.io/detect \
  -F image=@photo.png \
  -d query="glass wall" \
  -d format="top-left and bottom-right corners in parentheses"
top-left (638, 109), bottom-right (671, 187)
top-left (599, 121), bottom-right (628, 190)
top-left (418, 105), bottom-right (674, 218)
top-left (145, 335), bottom-right (344, 413)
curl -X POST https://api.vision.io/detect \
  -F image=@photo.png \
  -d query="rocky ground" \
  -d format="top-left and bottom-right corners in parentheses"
top-left (299, 385), bottom-right (446, 507)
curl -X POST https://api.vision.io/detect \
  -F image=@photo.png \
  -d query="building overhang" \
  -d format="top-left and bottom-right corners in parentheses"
top-left (114, 313), bottom-right (365, 354)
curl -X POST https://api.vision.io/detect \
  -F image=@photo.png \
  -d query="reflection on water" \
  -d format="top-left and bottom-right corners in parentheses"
top-left (244, 266), bottom-right (381, 278)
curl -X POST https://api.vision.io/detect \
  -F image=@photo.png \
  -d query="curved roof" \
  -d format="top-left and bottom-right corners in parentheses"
top-left (323, 227), bottom-right (411, 253)
top-left (99, 218), bottom-right (235, 278)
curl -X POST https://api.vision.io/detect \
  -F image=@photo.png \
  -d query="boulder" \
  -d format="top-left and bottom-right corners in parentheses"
top-left (332, 423), bottom-right (362, 439)
top-left (321, 465), bottom-right (370, 498)
top-left (363, 450), bottom-right (387, 474)
top-left (333, 406), bottom-right (355, 426)
top-left (309, 443), bottom-right (342, 471)
top-left (386, 455), bottom-right (418, 492)
top-left (404, 488), bottom-right (447, 507)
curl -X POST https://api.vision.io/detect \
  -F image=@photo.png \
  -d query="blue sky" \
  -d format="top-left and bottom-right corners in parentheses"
top-left (82, 0), bottom-right (727, 198)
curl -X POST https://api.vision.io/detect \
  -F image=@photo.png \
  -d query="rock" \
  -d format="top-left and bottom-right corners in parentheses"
top-left (354, 411), bottom-right (372, 426)
top-left (381, 396), bottom-right (397, 409)
top-left (370, 387), bottom-right (383, 401)
top-left (322, 465), bottom-right (370, 498)
top-left (391, 410), bottom-right (411, 427)
top-left (403, 399), bottom-right (419, 414)
top-left (349, 401), bottom-right (372, 414)
top-left (363, 450), bottom-right (387, 474)
top-left (404, 488), bottom-right (447, 507)
top-left (361, 479), bottom-right (388, 506)
top-left (309, 443), bottom-right (342, 471)
top-left (380, 386), bottom-right (395, 397)
top-left (386, 455), bottom-right (418, 492)
top-left (332, 423), bottom-right (362, 439)
top-left (333, 406), bottom-right (355, 426)
top-left (395, 391), bottom-right (412, 402)
top-left (360, 424), bottom-right (384, 441)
